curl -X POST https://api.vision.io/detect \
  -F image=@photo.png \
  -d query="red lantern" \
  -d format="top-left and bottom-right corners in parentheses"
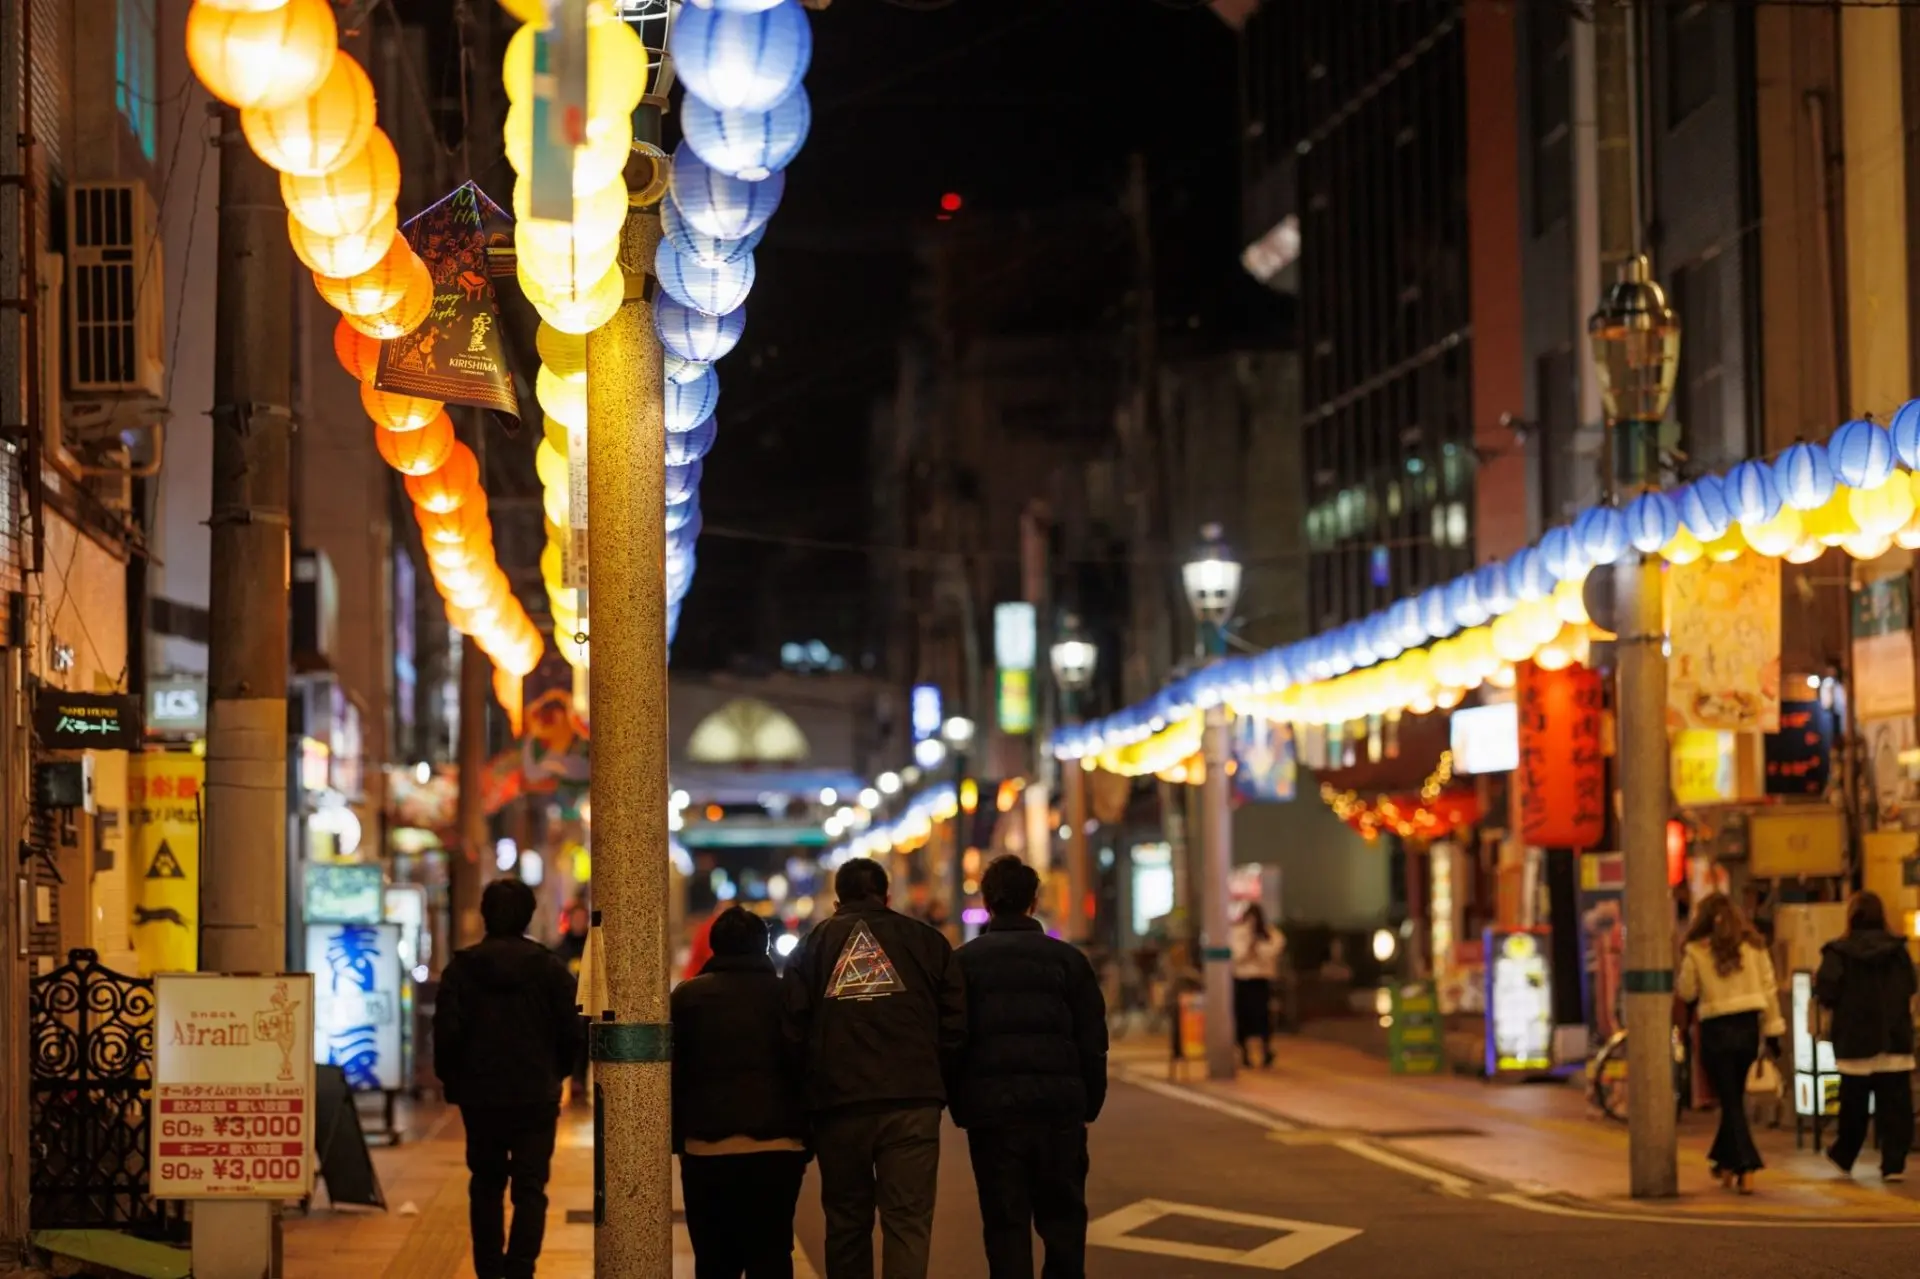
top-left (1517, 661), bottom-right (1606, 849)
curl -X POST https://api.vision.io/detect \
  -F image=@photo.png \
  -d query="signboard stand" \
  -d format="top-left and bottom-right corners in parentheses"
top-left (1790, 970), bottom-right (1841, 1149)
top-left (1484, 928), bottom-right (1555, 1079)
top-left (307, 921), bottom-right (407, 1145)
top-left (1387, 981), bottom-right (1443, 1075)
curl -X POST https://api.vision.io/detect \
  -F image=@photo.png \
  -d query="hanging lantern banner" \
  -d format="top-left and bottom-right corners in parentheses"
top-left (1851, 573), bottom-right (1916, 720)
top-left (1517, 661), bottom-right (1605, 850)
top-left (375, 182), bottom-right (522, 421)
top-left (529, 0), bottom-right (588, 222)
top-left (1665, 554), bottom-right (1781, 734)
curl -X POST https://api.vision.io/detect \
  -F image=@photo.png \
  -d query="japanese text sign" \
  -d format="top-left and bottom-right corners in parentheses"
top-left (1517, 662), bottom-right (1605, 850)
top-left (35, 690), bottom-right (141, 751)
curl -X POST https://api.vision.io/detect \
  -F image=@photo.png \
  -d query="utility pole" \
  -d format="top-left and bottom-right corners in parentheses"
top-left (1199, 701), bottom-right (1235, 1081)
top-left (199, 108), bottom-right (293, 1277)
top-left (452, 632), bottom-right (489, 948)
top-left (588, 112), bottom-right (672, 1275)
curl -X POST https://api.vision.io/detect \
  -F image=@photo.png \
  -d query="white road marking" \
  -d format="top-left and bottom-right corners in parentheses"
top-left (1087, 1198), bottom-right (1361, 1270)
top-left (1329, 1138), bottom-right (1477, 1197)
top-left (1488, 1191), bottom-right (1920, 1230)
top-left (1118, 1068), bottom-right (1298, 1131)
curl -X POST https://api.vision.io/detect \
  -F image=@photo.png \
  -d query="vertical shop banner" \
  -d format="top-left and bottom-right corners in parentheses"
top-left (1576, 852), bottom-right (1626, 1054)
top-left (1516, 663), bottom-right (1605, 849)
top-left (374, 182), bottom-right (521, 420)
top-left (1853, 574), bottom-right (1917, 720)
top-left (307, 922), bottom-right (403, 1093)
top-left (1764, 699), bottom-right (1834, 797)
top-left (1666, 554), bottom-right (1782, 733)
top-left (130, 753), bottom-right (202, 975)
top-left (1231, 712), bottom-right (1297, 803)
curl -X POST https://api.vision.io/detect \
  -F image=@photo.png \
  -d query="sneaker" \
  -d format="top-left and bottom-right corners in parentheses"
top-left (1826, 1149), bottom-right (1854, 1177)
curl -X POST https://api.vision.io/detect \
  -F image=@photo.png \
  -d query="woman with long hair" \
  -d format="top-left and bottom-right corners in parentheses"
top-left (1676, 893), bottom-right (1784, 1193)
top-left (1816, 891), bottom-right (1916, 1182)
top-left (1229, 903), bottom-right (1285, 1067)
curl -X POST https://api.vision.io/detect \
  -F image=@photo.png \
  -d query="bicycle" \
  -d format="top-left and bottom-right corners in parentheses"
top-left (1587, 1024), bottom-right (1690, 1123)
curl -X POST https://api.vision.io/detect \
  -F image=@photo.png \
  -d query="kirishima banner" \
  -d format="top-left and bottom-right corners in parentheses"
top-left (375, 181), bottom-right (521, 421)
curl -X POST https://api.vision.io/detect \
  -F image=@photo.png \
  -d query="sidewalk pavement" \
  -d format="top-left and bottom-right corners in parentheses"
top-left (1114, 1033), bottom-right (1920, 1222)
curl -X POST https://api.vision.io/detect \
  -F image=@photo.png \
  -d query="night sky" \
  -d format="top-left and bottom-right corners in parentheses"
top-left (667, 0), bottom-right (1259, 671)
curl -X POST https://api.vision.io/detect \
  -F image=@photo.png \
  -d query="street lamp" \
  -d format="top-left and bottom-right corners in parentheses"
top-left (941, 715), bottom-right (976, 748)
top-left (1050, 616), bottom-right (1100, 945)
top-left (1049, 615), bottom-right (1098, 702)
top-left (1182, 523), bottom-right (1243, 658)
top-left (1588, 251), bottom-right (1682, 1200)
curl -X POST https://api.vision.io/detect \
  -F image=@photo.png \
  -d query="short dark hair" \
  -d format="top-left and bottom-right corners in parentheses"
top-left (1849, 891), bottom-right (1890, 934)
top-left (481, 878), bottom-right (537, 938)
top-left (709, 905), bottom-right (768, 957)
top-left (834, 857), bottom-right (889, 904)
top-left (981, 855), bottom-right (1039, 918)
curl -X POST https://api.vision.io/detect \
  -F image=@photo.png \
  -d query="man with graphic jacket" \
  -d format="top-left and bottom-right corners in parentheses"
top-left (785, 857), bottom-right (967, 1279)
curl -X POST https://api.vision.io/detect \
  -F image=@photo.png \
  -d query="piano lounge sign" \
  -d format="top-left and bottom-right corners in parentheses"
top-left (36, 690), bottom-right (142, 751)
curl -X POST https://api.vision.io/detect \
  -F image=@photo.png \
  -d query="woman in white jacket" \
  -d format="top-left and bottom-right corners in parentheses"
top-left (1229, 904), bottom-right (1285, 1067)
top-left (1676, 893), bottom-right (1784, 1193)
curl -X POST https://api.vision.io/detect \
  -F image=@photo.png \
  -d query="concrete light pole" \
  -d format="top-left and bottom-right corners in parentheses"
top-left (1182, 524), bottom-right (1242, 1082)
top-left (1049, 616), bottom-right (1098, 943)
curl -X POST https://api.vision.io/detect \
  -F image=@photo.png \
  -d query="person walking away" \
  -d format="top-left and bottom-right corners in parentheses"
top-left (953, 857), bottom-right (1108, 1279)
top-left (784, 857), bottom-right (966, 1279)
top-left (1817, 891), bottom-right (1917, 1182)
top-left (1675, 893), bottom-right (1784, 1194)
top-left (1229, 904), bottom-right (1284, 1068)
top-left (434, 879), bottom-right (583, 1279)
top-left (673, 906), bottom-right (810, 1277)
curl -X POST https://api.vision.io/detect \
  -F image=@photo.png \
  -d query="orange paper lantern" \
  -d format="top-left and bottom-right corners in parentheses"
top-left (186, 0), bottom-right (336, 110)
top-left (375, 412), bottom-right (456, 476)
top-left (283, 129), bottom-right (400, 237)
top-left (290, 204), bottom-right (397, 278)
top-left (332, 316), bottom-right (382, 382)
top-left (340, 254), bottom-right (435, 340)
top-left (406, 442), bottom-right (481, 514)
top-left (361, 382), bottom-right (443, 433)
top-left (240, 51), bottom-right (377, 176)
top-left (314, 234), bottom-right (419, 317)
top-left (417, 495), bottom-right (489, 546)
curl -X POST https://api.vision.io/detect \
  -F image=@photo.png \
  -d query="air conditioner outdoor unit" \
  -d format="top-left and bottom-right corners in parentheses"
top-left (65, 180), bottom-right (165, 400)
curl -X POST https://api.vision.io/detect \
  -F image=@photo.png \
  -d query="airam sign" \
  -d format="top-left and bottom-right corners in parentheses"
top-left (36, 689), bottom-right (142, 751)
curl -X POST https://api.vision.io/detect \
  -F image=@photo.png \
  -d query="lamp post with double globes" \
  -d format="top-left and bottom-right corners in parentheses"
top-left (1183, 524), bottom-right (1244, 1081)
top-left (1050, 616), bottom-right (1099, 944)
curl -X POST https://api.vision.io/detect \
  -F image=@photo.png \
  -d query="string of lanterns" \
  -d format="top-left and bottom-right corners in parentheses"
top-left (186, 0), bottom-right (542, 722)
top-left (1054, 408), bottom-right (1920, 775)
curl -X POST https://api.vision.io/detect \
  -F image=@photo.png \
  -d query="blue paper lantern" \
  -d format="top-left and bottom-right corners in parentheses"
top-left (670, 144), bottom-right (786, 240)
top-left (665, 495), bottom-right (700, 532)
top-left (1391, 598), bottom-right (1425, 649)
top-left (665, 459), bottom-right (704, 504)
top-left (1890, 400), bottom-right (1920, 471)
top-left (670, 1), bottom-right (812, 113)
top-left (1574, 505), bottom-right (1628, 565)
top-left (668, 504), bottom-right (704, 545)
top-left (1508, 548), bottom-right (1552, 602)
top-left (1475, 561), bottom-right (1514, 617)
top-left (1724, 459), bottom-right (1782, 526)
top-left (665, 415), bottom-right (718, 466)
top-left (1677, 475), bottom-right (1730, 542)
top-left (1419, 587), bottom-right (1456, 640)
top-left (686, 0), bottom-right (791, 13)
top-left (663, 195), bottom-right (763, 267)
top-left (665, 368), bottom-right (720, 432)
top-left (654, 295), bottom-right (746, 363)
top-left (1341, 622), bottom-right (1376, 668)
top-left (1828, 418), bottom-right (1895, 490)
top-left (655, 237), bottom-right (756, 316)
top-left (1538, 526), bottom-right (1588, 581)
top-left (1625, 490), bottom-right (1680, 552)
top-left (1365, 613), bottom-right (1404, 662)
top-left (664, 354), bottom-right (711, 386)
top-left (1445, 575), bottom-right (1488, 628)
top-left (1774, 441), bottom-right (1836, 511)
top-left (681, 86), bottom-right (811, 182)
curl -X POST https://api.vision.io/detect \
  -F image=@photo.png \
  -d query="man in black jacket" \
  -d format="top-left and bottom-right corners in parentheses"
top-left (784, 857), bottom-right (966, 1279)
top-left (1816, 891), bottom-right (1918, 1180)
top-left (672, 906), bottom-right (810, 1277)
top-left (954, 856), bottom-right (1107, 1279)
top-left (433, 879), bottom-right (582, 1279)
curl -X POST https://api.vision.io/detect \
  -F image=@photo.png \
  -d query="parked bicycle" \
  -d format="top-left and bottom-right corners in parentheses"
top-left (1587, 1024), bottom-right (1690, 1123)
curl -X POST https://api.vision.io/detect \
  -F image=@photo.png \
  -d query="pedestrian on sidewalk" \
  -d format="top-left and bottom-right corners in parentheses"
top-left (433, 878), bottom-right (584, 1279)
top-left (784, 857), bottom-right (967, 1279)
top-left (1676, 893), bottom-right (1784, 1195)
top-left (673, 906), bottom-right (811, 1278)
top-left (1230, 904), bottom-right (1284, 1068)
top-left (1816, 891), bottom-right (1916, 1183)
top-left (953, 856), bottom-right (1108, 1279)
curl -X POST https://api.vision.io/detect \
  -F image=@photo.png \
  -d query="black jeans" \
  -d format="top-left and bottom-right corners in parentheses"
top-left (1831, 1072), bottom-right (1915, 1176)
top-left (462, 1104), bottom-right (559, 1279)
top-left (813, 1105), bottom-right (942, 1279)
top-left (966, 1124), bottom-right (1089, 1279)
top-left (1233, 978), bottom-right (1273, 1065)
top-left (1698, 1011), bottom-right (1764, 1175)
top-left (680, 1150), bottom-right (809, 1278)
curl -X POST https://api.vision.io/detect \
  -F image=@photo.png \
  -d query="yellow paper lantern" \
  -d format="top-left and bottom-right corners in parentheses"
top-left (1702, 524), bottom-right (1747, 563)
top-left (375, 413), bottom-right (457, 476)
top-left (283, 129), bottom-right (400, 237)
top-left (1849, 477), bottom-right (1916, 538)
top-left (525, 261), bottom-right (624, 336)
top-left (536, 324), bottom-right (588, 382)
top-left (540, 542), bottom-right (564, 589)
top-left (1490, 612), bottom-right (1534, 664)
top-left (543, 478), bottom-right (570, 529)
top-left (535, 438), bottom-right (569, 491)
top-left (315, 234), bottom-right (420, 316)
top-left (503, 100), bottom-right (634, 195)
top-left (1741, 506), bottom-right (1802, 557)
top-left (502, 10), bottom-right (648, 115)
top-left (1842, 531), bottom-right (1893, 561)
top-left (543, 414), bottom-right (570, 456)
top-left (518, 227), bottom-right (622, 300)
top-left (332, 316), bottom-right (382, 382)
top-left (1659, 527), bottom-right (1703, 565)
top-left (1552, 578), bottom-right (1590, 626)
top-left (361, 383), bottom-right (443, 433)
top-left (1804, 484), bottom-right (1857, 546)
top-left (1896, 509), bottom-right (1920, 551)
top-left (497, 0), bottom-right (550, 23)
top-left (342, 258), bottom-right (435, 340)
top-left (1533, 639), bottom-right (1574, 672)
top-left (536, 365), bottom-right (589, 431)
top-left (186, 0), bottom-right (336, 111)
top-left (515, 176), bottom-right (629, 259)
top-left (289, 204), bottom-right (397, 278)
top-left (240, 52), bottom-right (377, 176)
top-left (1785, 535), bottom-right (1826, 565)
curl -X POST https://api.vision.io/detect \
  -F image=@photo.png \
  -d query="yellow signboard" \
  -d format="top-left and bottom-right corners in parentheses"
top-left (130, 752), bottom-right (202, 975)
top-left (1749, 808), bottom-right (1847, 880)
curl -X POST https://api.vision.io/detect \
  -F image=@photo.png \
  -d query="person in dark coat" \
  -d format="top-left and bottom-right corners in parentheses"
top-left (433, 878), bottom-right (583, 1279)
top-left (783, 857), bottom-right (966, 1279)
top-left (672, 906), bottom-right (810, 1278)
top-left (1817, 891), bottom-right (1917, 1182)
top-left (953, 856), bottom-right (1108, 1279)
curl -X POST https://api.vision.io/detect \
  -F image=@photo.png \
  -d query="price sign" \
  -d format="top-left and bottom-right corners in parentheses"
top-left (152, 973), bottom-right (315, 1199)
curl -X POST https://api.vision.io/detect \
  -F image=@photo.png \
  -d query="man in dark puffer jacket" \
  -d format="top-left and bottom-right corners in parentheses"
top-left (953, 856), bottom-right (1108, 1279)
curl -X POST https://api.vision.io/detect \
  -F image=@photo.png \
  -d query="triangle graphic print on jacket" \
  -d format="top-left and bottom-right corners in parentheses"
top-left (826, 921), bottom-right (905, 1000)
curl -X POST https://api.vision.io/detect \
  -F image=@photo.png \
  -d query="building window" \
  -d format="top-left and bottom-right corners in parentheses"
top-left (117, 0), bottom-right (158, 162)
top-left (1668, 2), bottom-right (1715, 127)
top-left (1672, 256), bottom-right (1723, 464)
top-left (1536, 349), bottom-right (1575, 520)
top-left (1529, 4), bottom-right (1571, 233)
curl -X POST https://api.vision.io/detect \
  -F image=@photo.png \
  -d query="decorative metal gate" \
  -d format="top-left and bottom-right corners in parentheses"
top-left (29, 948), bottom-right (184, 1237)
